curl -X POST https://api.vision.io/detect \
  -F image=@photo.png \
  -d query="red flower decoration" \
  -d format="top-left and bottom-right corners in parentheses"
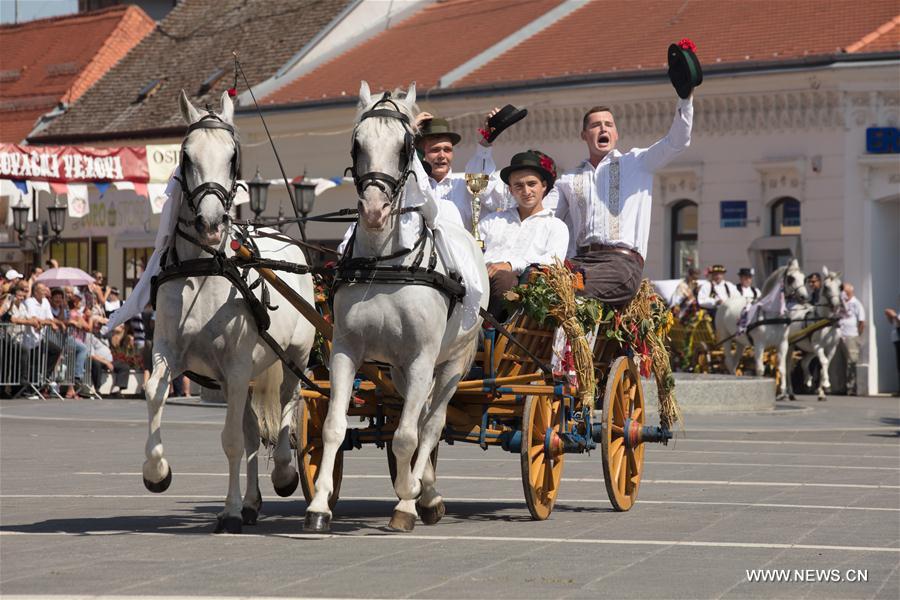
top-left (227, 87), bottom-right (237, 97)
top-left (478, 127), bottom-right (492, 141)
top-left (678, 38), bottom-right (697, 52)
top-left (538, 154), bottom-right (556, 178)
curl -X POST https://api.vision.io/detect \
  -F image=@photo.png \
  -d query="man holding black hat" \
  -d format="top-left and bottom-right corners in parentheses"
top-left (415, 106), bottom-right (525, 232)
top-left (478, 150), bottom-right (569, 316)
top-left (550, 40), bottom-right (701, 305)
top-left (736, 268), bottom-right (761, 302)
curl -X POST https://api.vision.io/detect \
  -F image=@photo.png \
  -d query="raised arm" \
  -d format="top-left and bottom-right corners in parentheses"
top-left (638, 97), bottom-right (693, 173)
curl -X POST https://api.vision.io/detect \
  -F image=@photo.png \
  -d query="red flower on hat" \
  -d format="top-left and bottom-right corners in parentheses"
top-left (538, 154), bottom-right (556, 178)
top-left (227, 87), bottom-right (237, 97)
top-left (678, 38), bottom-right (697, 52)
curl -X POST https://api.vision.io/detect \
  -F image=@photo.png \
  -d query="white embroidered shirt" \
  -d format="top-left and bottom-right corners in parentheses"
top-left (478, 207), bottom-right (569, 275)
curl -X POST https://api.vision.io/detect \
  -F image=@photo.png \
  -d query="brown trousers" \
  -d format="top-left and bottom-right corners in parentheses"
top-left (570, 249), bottom-right (643, 306)
top-left (488, 269), bottom-right (520, 319)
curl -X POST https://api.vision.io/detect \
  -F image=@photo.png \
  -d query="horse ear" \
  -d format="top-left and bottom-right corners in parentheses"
top-left (788, 258), bottom-right (799, 270)
top-left (219, 91), bottom-right (234, 124)
top-left (405, 81), bottom-right (417, 107)
top-left (358, 81), bottom-right (372, 108)
top-left (179, 89), bottom-right (201, 124)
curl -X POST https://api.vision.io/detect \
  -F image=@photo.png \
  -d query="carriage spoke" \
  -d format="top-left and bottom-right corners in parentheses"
top-left (626, 448), bottom-right (639, 491)
top-left (617, 448), bottom-right (628, 494)
top-left (631, 406), bottom-right (643, 422)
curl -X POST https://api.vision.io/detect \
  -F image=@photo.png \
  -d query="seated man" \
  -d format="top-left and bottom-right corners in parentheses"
top-left (736, 267), bottom-right (761, 302)
top-left (479, 150), bottom-right (569, 317)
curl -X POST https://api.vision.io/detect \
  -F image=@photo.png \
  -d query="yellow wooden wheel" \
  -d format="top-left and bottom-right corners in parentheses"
top-left (601, 356), bottom-right (646, 511)
top-left (520, 394), bottom-right (565, 520)
top-left (295, 398), bottom-right (343, 510)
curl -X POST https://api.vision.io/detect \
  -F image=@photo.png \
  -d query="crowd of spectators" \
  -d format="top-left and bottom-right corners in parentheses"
top-left (0, 261), bottom-right (174, 399)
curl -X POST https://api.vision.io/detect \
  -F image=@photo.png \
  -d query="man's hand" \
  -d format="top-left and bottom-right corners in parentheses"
top-left (479, 107), bottom-right (501, 147)
top-left (487, 262), bottom-right (512, 277)
top-left (414, 111), bottom-right (433, 128)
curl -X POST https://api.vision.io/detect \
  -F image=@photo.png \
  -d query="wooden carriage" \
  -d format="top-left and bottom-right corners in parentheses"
top-left (296, 306), bottom-right (667, 520)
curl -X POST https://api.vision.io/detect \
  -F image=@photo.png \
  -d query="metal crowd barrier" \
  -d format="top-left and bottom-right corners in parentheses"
top-left (0, 323), bottom-right (96, 400)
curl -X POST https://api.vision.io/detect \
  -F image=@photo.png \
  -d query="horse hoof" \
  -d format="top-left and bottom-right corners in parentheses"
top-left (143, 468), bottom-right (172, 493)
top-left (273, 470), bottom-right (299, 498)
top-left (818, 396), bottom-right (827, 402)
top-left (387, 510), bottom-right (416, 532)
top-left (788, 395), bottom-right (797, 401)
top-left (417, 500), bottom-right (445, 526)
top-left (241, 506), bottom-right (259, 526)
top-left (214, 515), bottom-right (243, 534)
top-left (304, 511), bottom-right (331, 532)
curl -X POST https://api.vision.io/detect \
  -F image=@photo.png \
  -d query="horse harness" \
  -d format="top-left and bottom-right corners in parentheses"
top-left (336, 94), bottom-right (466, 316)
top-left (347, 91), bottom-right (416, 204)
top-left (149, 112), bottom-right (325, 394)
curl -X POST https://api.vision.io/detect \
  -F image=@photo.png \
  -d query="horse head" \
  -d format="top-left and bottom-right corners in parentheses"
top-left (783, 258), bottom-right (809, 302)
top-left (351, 81), bottom-right (418, 232)
top-left (820, 266), bottom-right (843, 313)
top-left (177, 90), bottom-right (240, 246)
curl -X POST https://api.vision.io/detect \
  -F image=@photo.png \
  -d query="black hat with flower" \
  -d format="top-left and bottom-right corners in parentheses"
top-left (668, 38), bottom-right (703, 99)
top-left (500, 149), bottom-right (557, 188)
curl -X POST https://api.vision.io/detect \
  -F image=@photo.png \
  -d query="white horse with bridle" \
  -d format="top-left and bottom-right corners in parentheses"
top-left (714, 259), bottom-right (808, 399)
top-left (786, 268), bottom-right (843, 400)
top-left (141, 91), bottom-right (316, 533)
top-left (303, 82), bottom-right (489, 532)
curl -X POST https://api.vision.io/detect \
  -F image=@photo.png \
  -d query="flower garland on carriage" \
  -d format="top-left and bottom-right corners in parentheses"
top-left (504, 259), bottom-right (681, 429)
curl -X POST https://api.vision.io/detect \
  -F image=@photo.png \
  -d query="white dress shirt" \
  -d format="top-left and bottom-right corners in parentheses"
top-left (697, 279), bottom-right (738, 309)
top-left (429, 145), bottom-right (509, 232)
top-left (737, 284), bottom-right (761, 302)
top-left (551, 98), bottom-right (693, 258)
top-left (23, 296), bottom-right (53, 349)
top-left (478, 207), bottom-right (569, 275)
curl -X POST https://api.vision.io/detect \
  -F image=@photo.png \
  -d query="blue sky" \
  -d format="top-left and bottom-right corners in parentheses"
top-left (0, 0), bottom-right (78, 24)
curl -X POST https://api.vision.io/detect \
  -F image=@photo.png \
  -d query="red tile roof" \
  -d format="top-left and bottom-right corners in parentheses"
top-left (31, 0), bottom-right (352, 143)
top-left (0, 6), bottom-right (155, 142)
top-left (265, 0), bottom-right (564, 105)
top-left (457, 0), bottom-right (900, 88)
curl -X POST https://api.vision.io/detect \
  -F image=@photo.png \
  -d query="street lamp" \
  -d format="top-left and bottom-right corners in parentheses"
top-left (247, 167), bottom-right (270, 220)
top-left (12, 195), bottom-right (67, 268)
top-left (291, 173), bottom-right (316, 239)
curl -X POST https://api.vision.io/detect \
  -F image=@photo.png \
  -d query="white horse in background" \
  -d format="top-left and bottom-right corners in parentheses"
top-left (715, 259), bottom-right (808, 399)
top-left (786, 267), bottom-right (843, 400)
top-left (142, 91), bottom-right (316, 533)
top-left (304, 82), bottom-right (489, 532)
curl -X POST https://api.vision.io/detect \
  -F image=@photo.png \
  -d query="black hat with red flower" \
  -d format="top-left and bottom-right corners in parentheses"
top-left (500, 150), bottom-right (557, 188)
top-left (668, 38), bottom-right (703, 99)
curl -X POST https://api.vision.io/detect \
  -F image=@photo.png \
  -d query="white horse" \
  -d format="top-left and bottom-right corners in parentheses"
top-left (304, 82), bottom-right (489, 532)
top-left (786, 268), bottom-right (843, 400)
top-left (715, 259), bottom-right (808, 399)
top-left (142, 90), bottom-right (316, 533)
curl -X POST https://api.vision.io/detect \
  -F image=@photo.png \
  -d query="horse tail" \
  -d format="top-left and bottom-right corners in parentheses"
top-left (251, 361), bottom-right (284, 446)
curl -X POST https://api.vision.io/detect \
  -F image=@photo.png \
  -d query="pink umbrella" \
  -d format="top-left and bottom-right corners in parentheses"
top-left (35, 267), bottom-right (96, 287)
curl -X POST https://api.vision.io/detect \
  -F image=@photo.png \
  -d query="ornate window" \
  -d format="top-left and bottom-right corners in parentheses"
top-left (770, 197), bottom-right (801, 236)
top-left (671, 199), bottom-right (698, 278)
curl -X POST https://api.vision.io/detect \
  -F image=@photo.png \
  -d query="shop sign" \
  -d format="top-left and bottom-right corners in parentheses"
top-left (866, 127), bottom-right (900, 154)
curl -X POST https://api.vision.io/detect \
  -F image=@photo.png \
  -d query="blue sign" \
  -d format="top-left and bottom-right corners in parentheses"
top-left (720, 200), bottom-right (747, 228)
top-left (866, 127), bottom-right (900, 154)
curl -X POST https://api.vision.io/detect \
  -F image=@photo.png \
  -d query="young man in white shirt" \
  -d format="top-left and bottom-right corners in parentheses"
top-left (736, 267), bottom-right (761, 302)
top-left (479, 150), bottom-right (569, 317)
top-left (549, 42), bottom-right (699, 305)
top-left (839, 283), bottom-right (866, 396)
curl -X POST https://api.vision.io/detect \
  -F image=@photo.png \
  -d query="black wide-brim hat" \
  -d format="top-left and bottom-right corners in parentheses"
top-left (668, 40), bottom-right (703, 99)
top-left (485, 104), bottom-right (528, 143)
top-left (500, 150), bottom-right (557, 188)
top-left (417, 117), bottom-right (461, 145)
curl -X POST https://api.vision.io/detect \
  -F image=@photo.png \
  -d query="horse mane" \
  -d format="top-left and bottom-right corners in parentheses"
top-left (761, 266), bottom-right (786, 296)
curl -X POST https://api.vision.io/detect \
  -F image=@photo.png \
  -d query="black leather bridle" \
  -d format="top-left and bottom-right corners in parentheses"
top-left (176, 112), bottom-right (242, 217)
top-left (347, 91), bottom-right (415, 203)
